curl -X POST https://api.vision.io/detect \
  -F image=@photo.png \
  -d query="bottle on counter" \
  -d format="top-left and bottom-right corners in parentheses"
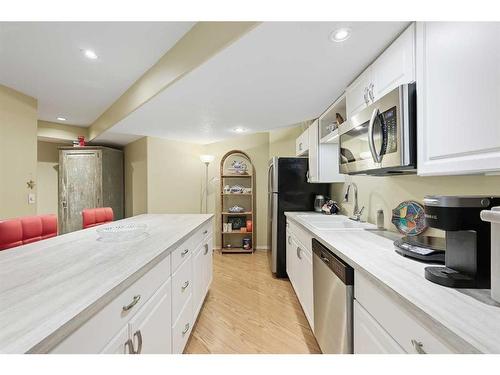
top-left (377, 209), bottom-right (385, 230)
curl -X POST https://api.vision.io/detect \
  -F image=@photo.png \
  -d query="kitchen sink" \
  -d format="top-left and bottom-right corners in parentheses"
top-left (296, 214), bottom-right (376, 230)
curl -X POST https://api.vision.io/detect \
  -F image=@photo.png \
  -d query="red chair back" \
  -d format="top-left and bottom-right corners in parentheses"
top-left (0, 214), bottom-right (58, 251)
top-left (82, 207), bottom-right (114, 229)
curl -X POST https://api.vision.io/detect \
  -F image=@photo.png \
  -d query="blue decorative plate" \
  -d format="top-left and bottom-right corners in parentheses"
top-left (391, 200), bottom-right (427, 236)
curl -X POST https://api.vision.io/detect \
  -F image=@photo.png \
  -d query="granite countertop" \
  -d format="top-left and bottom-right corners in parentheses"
top-left (285, 211), bottom-right (500, 353)
top-left (0, 214), bottom-right (213, 354)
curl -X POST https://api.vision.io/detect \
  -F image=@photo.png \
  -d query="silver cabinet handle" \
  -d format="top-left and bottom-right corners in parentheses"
top-left (368, 82), bottom-right (375, 102)
top-left (181, 248), bottom-right (189, 256)
top-left (296, 247), bottom-right (302, 259)
top-left (133, 330), bottom-right (143, 354)
top-left (182, 323), bottom-right (190, 335)
top-left (122, 295), bottom-right (141, 312)
top-left (288, 236), bottom-right (292, 245)
top-left (204, 243), bottom-right (209, 255)
top-left (125, 338), bottom-right (135, 354)
top-left (182, 280), bottom-right (190, 290)
top-left (363, 87), bottom-right (369, 104)
top-left (411, 339), bottom-right (426, 354)
top-left (368, 107), bottom-right (383, 163)
top-left (299, 142), bottom-right (303, 151)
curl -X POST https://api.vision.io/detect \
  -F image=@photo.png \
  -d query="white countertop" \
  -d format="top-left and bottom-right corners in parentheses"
top-left (0, 214), bottom-right (213, 354)
top-left (285, 212), bottom-right (500, 353)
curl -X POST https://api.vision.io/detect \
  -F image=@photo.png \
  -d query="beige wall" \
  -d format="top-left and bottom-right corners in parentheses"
top-left (36, 141), bottom-right (64, 216)
top-left (0, 85), bottom-right (38, 219)
top-left (37, 120), bottom-right (88, 144)
top-left (124, 137), bottom-right (148, 217)
top-left (268, 125), bottom-right (303, 158)
top-left (331, 175), bottom-right (500, 236)
top-left (147, 137), bottom-right (203, 214)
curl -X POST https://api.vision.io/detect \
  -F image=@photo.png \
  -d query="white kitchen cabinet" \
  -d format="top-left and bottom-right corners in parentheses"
top-left (128, 278), bottom-right (172, 354)
top-left (346, 67), bottom-right (373, 119)
top-left (193, 238), bottom-right (213, 319)
top-left (354, 301), bottom-right (406, 354)
top-left (371, 23), bottom-right (415, 100)
top-left (416, 22), bottom-right (500, 176)
top-left (307, 120), bottom-right (344, 183)
top-left (346, 23), bottom-right (415, 119)
top-left (295, 128), bottom-right (309, 156)
top-left (286, 220), bottom-right (314, 330)
top-left (49, 218), bottom-right (213, 354)
top-left (355, 270), bottom-right (456, 354)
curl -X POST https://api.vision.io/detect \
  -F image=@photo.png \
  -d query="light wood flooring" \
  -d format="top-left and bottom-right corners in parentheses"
top-left (185, 250), bottom-right (321, 354)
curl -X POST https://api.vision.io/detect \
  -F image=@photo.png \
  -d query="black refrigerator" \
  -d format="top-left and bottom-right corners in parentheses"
top-left (268, 157), bottom-right (330, 278)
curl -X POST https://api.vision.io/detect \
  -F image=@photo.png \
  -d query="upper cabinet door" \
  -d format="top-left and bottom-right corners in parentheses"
top-left (372, 23), bottom-right (415, 99)
top-left (416, 22), bottom-right (500, 176)
top-left (307, 120), bottom-right (319, 182)
top-left (295, 128), bottom-right (309, 156)
top-left (346, 67), bottom-right (372, 119)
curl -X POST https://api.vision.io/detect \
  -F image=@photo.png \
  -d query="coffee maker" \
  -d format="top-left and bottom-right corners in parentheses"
top-left (423, 195), bottom-right (500, 288)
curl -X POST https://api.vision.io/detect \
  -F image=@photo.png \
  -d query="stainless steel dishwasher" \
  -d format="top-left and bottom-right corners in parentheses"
top-left (312, 238), bottom-right (354, 354)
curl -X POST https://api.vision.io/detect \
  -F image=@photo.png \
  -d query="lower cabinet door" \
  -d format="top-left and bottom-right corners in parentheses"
top-left (100, 324), bottom-right (132, 354)
top-left (128, 278), bottom-right (172, 354)
top-left (193, 246), bottom-right (205, 319)
top-left (300, 249), bottom-right (314, 331)
top-left (172, 296), bottom-right (193, 354)
top-left (354, 301), bottom-right (406, 354)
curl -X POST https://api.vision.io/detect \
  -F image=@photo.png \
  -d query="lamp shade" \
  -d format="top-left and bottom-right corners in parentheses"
top-left (200, 154), bottom-right (215, 163)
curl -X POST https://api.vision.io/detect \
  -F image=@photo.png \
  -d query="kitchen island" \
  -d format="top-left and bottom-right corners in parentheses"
top-left (285, 212), bottom-right (500, 354)
top-left (0, 214), bottom-right (213, 354)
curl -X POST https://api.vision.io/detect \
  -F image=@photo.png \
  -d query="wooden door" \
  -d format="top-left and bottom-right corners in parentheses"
top-left (59, 149), bottom-right (102, 234)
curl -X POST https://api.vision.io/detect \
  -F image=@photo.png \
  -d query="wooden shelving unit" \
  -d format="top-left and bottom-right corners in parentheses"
top-left (219, 150), bottom-right (255, 254)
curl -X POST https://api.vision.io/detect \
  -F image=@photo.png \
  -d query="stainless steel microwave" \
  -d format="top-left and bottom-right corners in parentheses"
top-left (338, 83), bottom-right (416, 175)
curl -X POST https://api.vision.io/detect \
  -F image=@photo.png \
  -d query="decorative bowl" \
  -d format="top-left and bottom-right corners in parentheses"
top-left (96, 223), bottom-right (148, 242)
top-left (391, 201), bottom-right (427, 236)
top-left (228, 205), bottom-right (245, 213)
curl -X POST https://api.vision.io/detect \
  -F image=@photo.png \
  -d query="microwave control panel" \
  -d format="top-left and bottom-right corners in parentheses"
top-left (382, 106), bottom-right (398, 154)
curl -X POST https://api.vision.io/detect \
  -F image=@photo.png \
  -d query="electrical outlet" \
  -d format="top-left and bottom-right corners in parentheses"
top-left (28, 193), bottom-right (36, 204)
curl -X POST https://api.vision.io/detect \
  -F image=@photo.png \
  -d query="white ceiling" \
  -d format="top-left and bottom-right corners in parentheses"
top-left (104, 22), bottom-right (409, 144)
top-left (0, 22), bottom-right (194, 125)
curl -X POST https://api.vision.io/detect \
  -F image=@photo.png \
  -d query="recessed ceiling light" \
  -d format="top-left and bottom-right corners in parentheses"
top-left (330, 28), bottom-right (351, 43)
top-left (57, 117), bottom-right (67, 121)
top-left (232, 127), bottom-right (247, 133)
top-left (82, 49), bottom-right (98, 60)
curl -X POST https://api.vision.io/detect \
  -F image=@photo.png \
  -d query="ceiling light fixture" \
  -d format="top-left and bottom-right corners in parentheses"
top-left (232, 127), bottom-right (248, 133)
top-left (57, 117), bottom-right (67, 121)
top-left (330, 28), bottom-right (351, 43)
top-left (82, 49), bottom-right (98, 60)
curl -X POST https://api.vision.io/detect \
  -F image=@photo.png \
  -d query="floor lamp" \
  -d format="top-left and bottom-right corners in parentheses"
top-left (200, 155), bottom-right (215, 213)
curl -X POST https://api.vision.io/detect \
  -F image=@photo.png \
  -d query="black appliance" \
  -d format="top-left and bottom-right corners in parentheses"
top-left (394, 235), bottom-right (445, 263)
top-left (423, 195), bottom-right (500, 288)
top-left (268, 157), bottom-right (329, 278)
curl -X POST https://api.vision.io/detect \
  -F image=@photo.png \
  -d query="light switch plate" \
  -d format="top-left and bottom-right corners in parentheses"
top-left (28, 193), bottom-right (36, 204)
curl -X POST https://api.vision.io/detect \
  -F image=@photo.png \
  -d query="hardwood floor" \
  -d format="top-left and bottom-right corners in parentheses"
top-left (185, 249), bottom-right (321, 354)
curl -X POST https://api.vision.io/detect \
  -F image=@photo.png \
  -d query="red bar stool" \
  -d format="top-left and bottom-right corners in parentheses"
top-left (0, 214), bottom-right (58, 251)
top-left (82, 207), bottom-right (114, 229)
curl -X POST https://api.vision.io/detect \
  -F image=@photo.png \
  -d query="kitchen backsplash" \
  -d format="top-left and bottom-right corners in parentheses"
top-left (330, 174), bottom-right (500, 237)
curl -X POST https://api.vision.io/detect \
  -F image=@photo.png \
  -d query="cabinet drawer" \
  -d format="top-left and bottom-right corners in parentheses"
top-left (50, 254), bottom-right (171, 353)
top-left (171, 254), bottom-right (193, 322)
top-left (191, 221), bottom-right (213, 254)
top-left (288, 220), bottom-right (312, 255)
top-left (354, 301), bottom-right (405, 354)
top-left (172, 295), bottom-right (193, 354)
top-left (355, 270), bottom-right (456, 354)
top-left (171, 236), bottom-right (196, 273)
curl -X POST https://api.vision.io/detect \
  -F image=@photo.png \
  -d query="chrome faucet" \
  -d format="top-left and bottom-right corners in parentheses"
top-left (344, 182), bottom-right (365, 221)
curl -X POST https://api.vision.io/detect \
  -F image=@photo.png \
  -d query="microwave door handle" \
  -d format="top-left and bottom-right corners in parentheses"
top-left (368, 108), bottom-right (383, 163)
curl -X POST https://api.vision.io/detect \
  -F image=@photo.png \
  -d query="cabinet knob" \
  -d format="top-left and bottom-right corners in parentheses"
top-left (204, 243), bottom-right (209, 255)
top-left (122, 295), bottom-right (141, 312)
top-left (203, 230), bottom-right (208, 235)
top-left (299, 142), bottom-right (303, 150)
top-left (181, 248), bottom-right (189, 256)
top-left (288, 236), bottom-right (292, 245)
top-left (182, 323), bottom-right (190, 335)
top-left (296, 247), bottom-right (302, 259)
top-left (182, 280), bottom-right (190, 291)
top-left (411, 339), bottom-right (426, 354)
